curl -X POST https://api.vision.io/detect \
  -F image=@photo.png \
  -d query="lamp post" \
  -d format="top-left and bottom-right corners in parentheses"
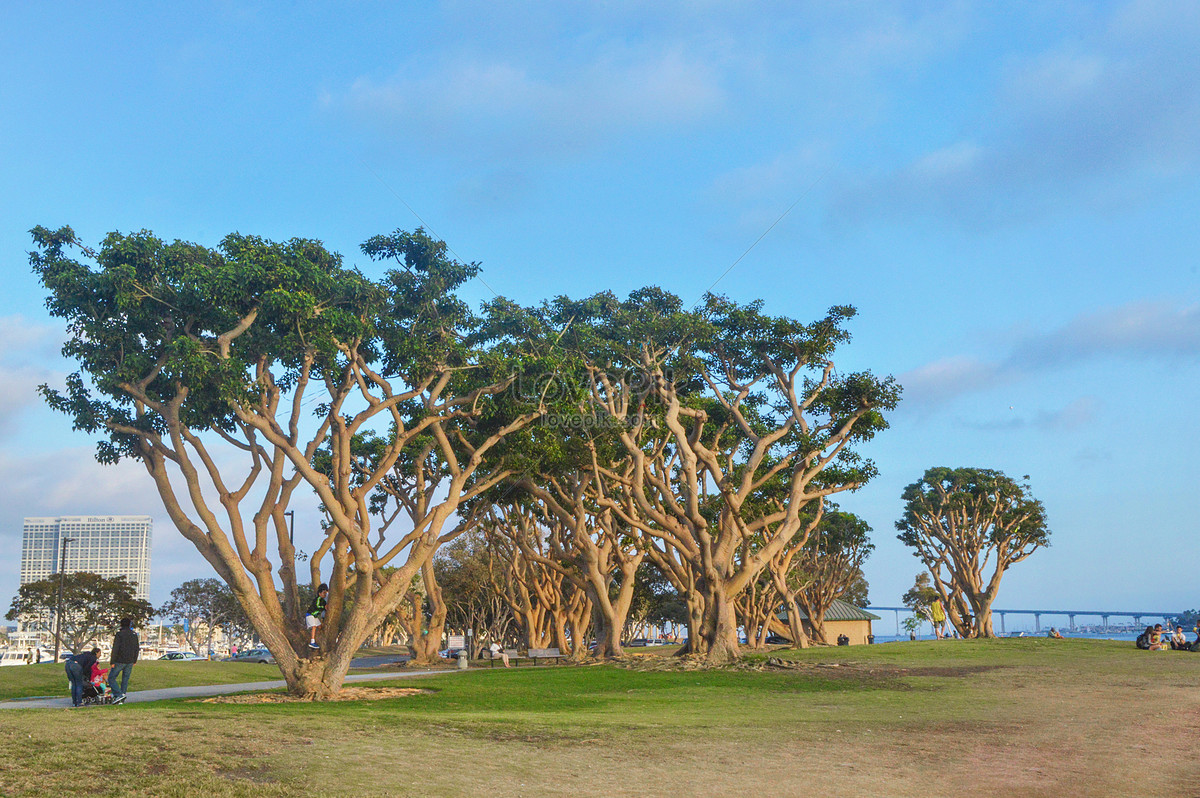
top-left (52, 537), bottom-right (77, 663)
top-left (284, 510), bottom-right (295, 545)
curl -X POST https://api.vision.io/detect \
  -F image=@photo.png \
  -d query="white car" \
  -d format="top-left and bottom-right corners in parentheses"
top-left (159, 651), bottom-right (205, 661)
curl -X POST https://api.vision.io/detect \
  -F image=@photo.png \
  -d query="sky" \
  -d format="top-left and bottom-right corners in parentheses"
top-left (0, 0), bottom-right (1197, 619)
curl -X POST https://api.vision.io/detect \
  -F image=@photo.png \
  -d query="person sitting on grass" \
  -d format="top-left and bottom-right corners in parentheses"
top-left (1170, 626), bottom-right (1188, 650)
top-left (1149, 624), bottom-right (1167, 651)
top-left (1136, 625), bottom-right (1153, 650)
top-left (1047, 627), bottom-right (1064, 639)
top-left (306, 583), bottom-right (328, 650)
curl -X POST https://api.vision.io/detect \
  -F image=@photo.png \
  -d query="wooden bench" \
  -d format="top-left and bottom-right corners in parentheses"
top-left (528, 647), bottom-right (566, 665)
top-left (487, 648), bottom-right (524, 667)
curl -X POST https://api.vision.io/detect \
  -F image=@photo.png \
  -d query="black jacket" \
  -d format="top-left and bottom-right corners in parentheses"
top-left (73, 650), bottom-right (99, 674)
top-left (111, 628), bottom-right (140, 664)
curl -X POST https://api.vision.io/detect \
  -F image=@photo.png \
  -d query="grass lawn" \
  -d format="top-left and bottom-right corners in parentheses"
top-left (0, 660), bottom-right (300, 700)
top-left (0, 639), bottom-right (1197, 797)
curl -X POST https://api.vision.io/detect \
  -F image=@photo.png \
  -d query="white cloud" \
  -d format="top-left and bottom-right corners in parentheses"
top-left (833, 0), bottom-right (1200, 225)
top-left (900, 299), bottom-right (1200, 408)
top-left (332, 45), bottom-right (725, 160)
top-left (0, 315), bottom-right (66, 436)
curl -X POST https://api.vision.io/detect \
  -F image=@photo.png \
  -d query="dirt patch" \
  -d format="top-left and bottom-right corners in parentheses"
top-left (886, 664), bottom-right (1006, 677)
top-left (215, 764), bottom-right (278, 784)
top-left (197, 687), bottom-right (432, 704)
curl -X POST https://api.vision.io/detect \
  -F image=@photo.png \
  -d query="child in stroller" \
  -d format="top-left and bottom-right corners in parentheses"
top-left (82, 662), bottom-right (113, 706)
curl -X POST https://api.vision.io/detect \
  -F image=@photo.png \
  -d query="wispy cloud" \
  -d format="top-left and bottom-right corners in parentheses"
top-left (958, 396), bottom-right (1100, 432)
top-left (327, 45), bottom-right (725, 161)
top-left (900, 299), bottom-right (1200, 408)
top-left (0, 315), bottom-right (65, 435)
top-left (833, 0), bottom-right (1200, 226)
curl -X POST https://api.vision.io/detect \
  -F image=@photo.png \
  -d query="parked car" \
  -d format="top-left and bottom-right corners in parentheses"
top-left (159, 651), bottom-right (204, 661)
top-left (765, 634), bottom-right (792, 645)
top-left (225, 647), bottom-right (275, 664)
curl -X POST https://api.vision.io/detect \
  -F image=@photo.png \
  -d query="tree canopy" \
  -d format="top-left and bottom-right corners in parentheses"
top-left (897, 467), bottom-right (1049, 638)
top-left (33, 223), bottom-right (900, 687)
top-left (7, 572), bottom-right (153, 655)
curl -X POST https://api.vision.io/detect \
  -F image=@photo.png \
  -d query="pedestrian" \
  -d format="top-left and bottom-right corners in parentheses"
top-left (930, 599), bottom-right (947, 639)
top-left (306, 583), bottom-right (328, 649)
top-left (108, 617), bottom-right (140, 705)
top-left (67, 647), bottom-right (101, 707)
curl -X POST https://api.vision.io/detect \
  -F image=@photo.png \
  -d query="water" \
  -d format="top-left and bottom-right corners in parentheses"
top-left (870, 630), bottom-right (1145, 644)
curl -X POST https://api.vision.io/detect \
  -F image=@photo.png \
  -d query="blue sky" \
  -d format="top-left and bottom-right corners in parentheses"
top-left (1, 1), bottom-right (1197, 617)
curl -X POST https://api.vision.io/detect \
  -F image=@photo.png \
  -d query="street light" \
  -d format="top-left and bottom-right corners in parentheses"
top-left (53, 536), bottom-right (77, 663)
top-left (284, 510), bottom-right (295, 545)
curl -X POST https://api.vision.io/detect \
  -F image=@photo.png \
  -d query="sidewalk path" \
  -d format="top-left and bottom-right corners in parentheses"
top-left (0, 668), bottom-right (456, 710)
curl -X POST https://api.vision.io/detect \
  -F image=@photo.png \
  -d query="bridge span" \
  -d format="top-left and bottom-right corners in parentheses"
top-left (867, 606), bottom-right (1183, 636)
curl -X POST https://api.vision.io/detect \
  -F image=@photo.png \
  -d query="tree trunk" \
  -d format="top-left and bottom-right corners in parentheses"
top-left (409, 565), bottom-right (447, 666)
top-left (675, 592), bottom-right (707, 657)
top-left (808, 607), bottom-right (828, 645)
top-left (703, 590), bottom-right (741, 664)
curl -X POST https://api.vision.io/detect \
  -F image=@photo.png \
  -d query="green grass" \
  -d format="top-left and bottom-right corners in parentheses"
top-left (1, 639), bottom-right (1197, 797)
top-left (0, 660), bottom-right (291, 700)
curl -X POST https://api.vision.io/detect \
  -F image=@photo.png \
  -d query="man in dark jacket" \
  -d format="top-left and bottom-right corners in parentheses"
top-left (108, 617), bottom-right (140, 704)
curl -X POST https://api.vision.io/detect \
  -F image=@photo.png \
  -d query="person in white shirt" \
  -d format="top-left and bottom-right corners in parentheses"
top-left (488, 641), bottom-right (510, 667)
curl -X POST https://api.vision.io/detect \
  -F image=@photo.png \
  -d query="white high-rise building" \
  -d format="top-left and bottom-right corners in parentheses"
top-left (20, 516), bottom-right (152, 600)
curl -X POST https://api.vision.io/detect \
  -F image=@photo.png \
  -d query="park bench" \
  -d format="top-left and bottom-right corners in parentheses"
top-left (528, 647), bottom-right (566, 665)
top-left (487, 648), bottom-right (524, 667)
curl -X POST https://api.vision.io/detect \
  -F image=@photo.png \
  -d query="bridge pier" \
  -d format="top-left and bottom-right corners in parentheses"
top-left (1068, 614), bottom-right (1075, 632)
top-left (998, 612), bottom-right (1006, 634)
top-left (1102, 614), bottom-right (1109, 631)
top-left (1034, 613), bottom-right (1041, 633)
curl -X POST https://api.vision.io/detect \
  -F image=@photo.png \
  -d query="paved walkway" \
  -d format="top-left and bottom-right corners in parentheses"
top-left (0, 668), bottom-right (455, 710)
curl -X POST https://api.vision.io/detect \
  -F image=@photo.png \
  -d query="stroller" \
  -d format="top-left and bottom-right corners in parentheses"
top-left (81, 677), bottom-right (113, 706)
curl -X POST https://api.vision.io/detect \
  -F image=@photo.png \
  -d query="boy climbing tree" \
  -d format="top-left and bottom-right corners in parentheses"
top-left (306, 584), bottom-right (328, 650)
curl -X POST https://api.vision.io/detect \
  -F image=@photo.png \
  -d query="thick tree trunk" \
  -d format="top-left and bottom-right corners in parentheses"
top-left (408, 565), bottom-right (447, 666)
top-left (968, 592), bottom-right (996, 638)
top-left (703, 591), bottom-right (741, 664)
top-left (281, 654), bottom-right (355, 700)
top-left (808, 608), bottom-right (828, 645)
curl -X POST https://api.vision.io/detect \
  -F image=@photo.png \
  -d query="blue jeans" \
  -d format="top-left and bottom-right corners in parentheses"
top-left (108, 662), bottom-right (134, 698)
top-left (64, 660), bottom-right (84, 706)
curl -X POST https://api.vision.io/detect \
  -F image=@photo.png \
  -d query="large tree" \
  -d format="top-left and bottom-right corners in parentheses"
top-left (33, 226), bottom-right (543, 697)
top-left (551, 291), bottom-right (898, 663)
top-left (897, 467), bottom-right (1050, 638)
top-left (7, 572), bottom-right (154, 655)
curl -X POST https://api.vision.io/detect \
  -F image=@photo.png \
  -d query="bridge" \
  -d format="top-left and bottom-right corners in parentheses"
top-left (867, 606), bottom-right (1183, 636)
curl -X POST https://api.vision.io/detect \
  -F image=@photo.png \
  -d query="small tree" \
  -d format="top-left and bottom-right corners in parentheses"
top-left (158, 578), bottom-right (239, 655)
top-left (7, 572), bottom-right (153, 655)
top-left (792, 509), bottom-right (874, 644)
top-left (897, 467), bottom-right (1049, 638)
